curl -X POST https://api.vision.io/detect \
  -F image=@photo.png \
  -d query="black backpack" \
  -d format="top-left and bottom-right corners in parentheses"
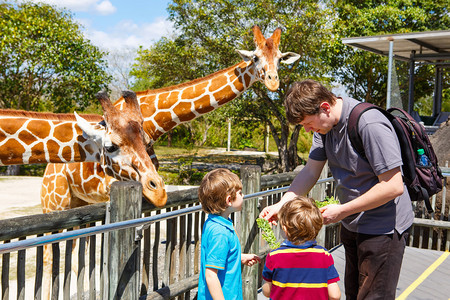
top-left (348, 102), bottom-right (444, 213)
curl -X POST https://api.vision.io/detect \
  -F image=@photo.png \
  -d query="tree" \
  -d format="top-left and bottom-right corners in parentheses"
top-left (106, 48), bottom-right (136, 101)
top-left (328, 1), bottom-right (450, 110)
top-left (132, 0), bottom-right (335, 172)
top-left (0, 1), bottom-right (111, 113)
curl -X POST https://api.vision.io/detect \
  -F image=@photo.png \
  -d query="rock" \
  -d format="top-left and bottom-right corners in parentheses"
top-left (430, 116), bottom-right (450, 166)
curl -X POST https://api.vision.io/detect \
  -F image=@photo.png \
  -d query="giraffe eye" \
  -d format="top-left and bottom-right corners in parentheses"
top-left (253, 55), bottom-right (259, 63)
top-left (105, 144), bottom-right (119, 153)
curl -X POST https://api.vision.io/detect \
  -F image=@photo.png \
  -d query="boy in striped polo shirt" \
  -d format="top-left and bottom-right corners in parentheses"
top-left (262, 196), bottom-right (341, 300)
top-left (197, 168), bottom-right (261, 300)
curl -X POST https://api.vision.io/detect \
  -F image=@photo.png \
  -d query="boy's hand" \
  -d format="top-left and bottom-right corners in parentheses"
top-left (259, 202), bottom-right (281, 225)
top-left (241, 253), bottom-right (261, 266)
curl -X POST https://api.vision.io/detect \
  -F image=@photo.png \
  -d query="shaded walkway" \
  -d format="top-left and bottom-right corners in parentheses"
top-left (258, 246), bottom-right (450, 299)
top-left (331, 245), bottom-right (450, 299)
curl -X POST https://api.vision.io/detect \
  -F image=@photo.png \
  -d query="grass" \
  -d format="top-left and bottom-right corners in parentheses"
top-left (154, 145), bottom-right (205, 157)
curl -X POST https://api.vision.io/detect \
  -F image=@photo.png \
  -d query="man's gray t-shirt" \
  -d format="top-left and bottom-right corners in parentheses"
top-left (309, 97), bottom-right (413, 235)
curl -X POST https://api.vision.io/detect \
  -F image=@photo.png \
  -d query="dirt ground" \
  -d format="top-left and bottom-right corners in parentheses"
top-left (0, 176), bottom-right (43, 219)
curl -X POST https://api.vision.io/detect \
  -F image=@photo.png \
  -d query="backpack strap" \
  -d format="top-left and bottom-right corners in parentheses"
top-left (348, 102), bottom-right (379, 158)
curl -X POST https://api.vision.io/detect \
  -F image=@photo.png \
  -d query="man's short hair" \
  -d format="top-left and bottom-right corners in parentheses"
top-left (279, 196), bottom-right (323, 244)
top-left (285, 79), bottom-right (336, 124)
top-left (198, 168), bottom-right (242, 214)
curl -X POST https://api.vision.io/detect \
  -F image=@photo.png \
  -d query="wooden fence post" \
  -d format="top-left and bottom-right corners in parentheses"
top-left (107, 181), bottom-right (142, 300)
top-left (236, 165), bottom-right (261, 299)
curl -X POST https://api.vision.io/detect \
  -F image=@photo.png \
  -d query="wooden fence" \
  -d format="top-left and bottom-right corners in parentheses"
top-left (0, 165), bottom-right (448, 299)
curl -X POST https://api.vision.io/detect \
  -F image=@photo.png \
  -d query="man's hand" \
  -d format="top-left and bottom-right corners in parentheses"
top-left (259, 202), bottom-right (282, 225)
top-left (319, 204), bottom-right (343, 224)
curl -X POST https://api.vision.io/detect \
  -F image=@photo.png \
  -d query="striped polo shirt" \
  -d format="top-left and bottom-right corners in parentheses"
top-left (262, 240), bottom-right (339, 299)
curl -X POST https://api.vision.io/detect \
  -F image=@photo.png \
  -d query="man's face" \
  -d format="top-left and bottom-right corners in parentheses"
top-left (299, 102), bottom-right (335, 134)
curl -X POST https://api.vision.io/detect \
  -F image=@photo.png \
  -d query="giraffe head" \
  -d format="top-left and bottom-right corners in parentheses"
top-left (75, 91), bottom-right (167, 207)
top-left (236, 25), bottom-right (300, 92)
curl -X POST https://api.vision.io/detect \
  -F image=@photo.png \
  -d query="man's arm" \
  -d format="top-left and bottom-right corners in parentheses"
top-left (321, 167), bottom-right (404, 224)
top-left (259, 158), bottom-right (326, 223)
top-left (205, 268), bottom-right (225, 300)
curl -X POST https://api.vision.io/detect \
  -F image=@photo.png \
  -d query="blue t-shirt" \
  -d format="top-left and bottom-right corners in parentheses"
top-left (197, 214), bottom-right (242, 300)
top-left (309, 97), bottom-right (413, 234)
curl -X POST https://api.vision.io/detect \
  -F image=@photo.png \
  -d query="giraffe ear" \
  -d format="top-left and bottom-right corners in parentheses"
top-left (236, 49), bottom-right (254, 62)
top-left (74, 111), bottom-right (104, 143)
top-left (280, 52), bottom-right (300, 64)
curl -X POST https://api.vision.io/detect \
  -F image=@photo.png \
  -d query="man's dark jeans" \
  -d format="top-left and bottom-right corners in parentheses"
top-left (340, 226), bottom-right (409, 300)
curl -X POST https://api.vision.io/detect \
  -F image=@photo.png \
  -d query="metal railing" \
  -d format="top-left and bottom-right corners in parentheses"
top-left (0, 169), bottom-right (448, 299)
top-left (0, 185), bottom-right (296, 255)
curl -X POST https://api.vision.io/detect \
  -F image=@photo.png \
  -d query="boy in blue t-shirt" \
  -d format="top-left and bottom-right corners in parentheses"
top-left (262, 196), bottom-right (341, 300)
top-left (197, 168), bottom-right (261, 300)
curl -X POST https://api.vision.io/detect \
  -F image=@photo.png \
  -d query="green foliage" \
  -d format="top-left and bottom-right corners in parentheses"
top-left (328, 1), bottom-right (450, 108)
top-left (176, 157), bottom-right (207, 185)
top-left (315, 196), bottom-right (339, 208)
top-left (256, 218), bottom-right (281, 249)
top-left (0, 164), bottom-right (46, 176)
top-left (297, 126), bottom-right (313, 154)
top-left (0, 1), bottom-right (111, 112)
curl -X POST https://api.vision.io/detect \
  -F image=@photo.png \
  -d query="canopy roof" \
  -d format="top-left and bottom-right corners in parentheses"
top-left (342, 30), bottom-right (450, 63)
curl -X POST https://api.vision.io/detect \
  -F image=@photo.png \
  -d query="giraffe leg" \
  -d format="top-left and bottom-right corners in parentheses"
top-left (41, 163), bottom-right (72, 300)
top-left (69, 197), bottom-right (91, 297)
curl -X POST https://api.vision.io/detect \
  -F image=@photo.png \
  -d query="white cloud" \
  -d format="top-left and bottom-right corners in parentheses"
top-left (85, 17), bottom-right (174, 51)
top-left (31, 0), bottom-right (116, 15)
top-left (28, 0), bottom-right (174, 56)
top-left (95, 0), bottom-right (116, 15)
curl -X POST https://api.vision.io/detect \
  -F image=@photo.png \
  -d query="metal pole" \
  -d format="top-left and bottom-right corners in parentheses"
top-left (408, 50), bottom-right (416, 115)
top-left (433, 66), bottom-right (443, 117)
top-left (227, 118), bottom-right (231, 152)
top-left (387, 39), bottom-right (394, 109)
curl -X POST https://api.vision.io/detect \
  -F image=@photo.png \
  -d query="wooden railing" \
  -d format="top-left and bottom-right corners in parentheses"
top-left (0, 166), bottom-right (448, 299)
top-left (409, 166), bottom-right (449, 251)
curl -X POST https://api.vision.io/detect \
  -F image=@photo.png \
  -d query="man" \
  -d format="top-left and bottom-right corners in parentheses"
top-left (260, 79), bottom-right (414, 300)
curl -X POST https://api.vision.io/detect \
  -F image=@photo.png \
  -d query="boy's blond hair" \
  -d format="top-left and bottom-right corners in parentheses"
top-left (198, 168), bottom-right (242, 214)
top-left (278, 196), bottom-right (323, 244)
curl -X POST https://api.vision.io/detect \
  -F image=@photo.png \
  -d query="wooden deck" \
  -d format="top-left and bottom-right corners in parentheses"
top-left (258, 246), bottom-right (450, 299)
top-left (331, 245), bottom-right (450, 300)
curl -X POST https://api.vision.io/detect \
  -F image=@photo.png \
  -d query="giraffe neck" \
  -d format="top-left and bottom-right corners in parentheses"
top-left (0, 110), bottom-right (103, 165)
top-left (130, 60), bottom-right (256, 142)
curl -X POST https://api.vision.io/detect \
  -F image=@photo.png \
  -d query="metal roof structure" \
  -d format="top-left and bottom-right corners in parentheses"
top-left (342, 30), bottom-right (450, 64)
top-left (342, 30), bottom-right (450, 125)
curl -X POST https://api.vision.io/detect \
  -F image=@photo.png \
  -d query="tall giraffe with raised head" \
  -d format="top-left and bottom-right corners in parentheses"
top-left (41, 25), bottom-right (299, 211)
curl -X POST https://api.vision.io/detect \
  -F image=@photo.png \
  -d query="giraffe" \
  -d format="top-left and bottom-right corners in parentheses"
top-left (0, 90), bottom-right (166, 205)
top-left (41, 25), bottom-right (300, 214)
top-left (38, 25), bottom-right (298, 298)
top-left (1, 90), bottom-right (169, 300)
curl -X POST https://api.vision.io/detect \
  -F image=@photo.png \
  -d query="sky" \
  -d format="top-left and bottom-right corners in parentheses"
top-left (33, 0), bottom-right (174, 52)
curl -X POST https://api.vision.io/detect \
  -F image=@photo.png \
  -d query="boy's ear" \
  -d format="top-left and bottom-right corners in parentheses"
top-left (225, 194), bottom-right (232, 206)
